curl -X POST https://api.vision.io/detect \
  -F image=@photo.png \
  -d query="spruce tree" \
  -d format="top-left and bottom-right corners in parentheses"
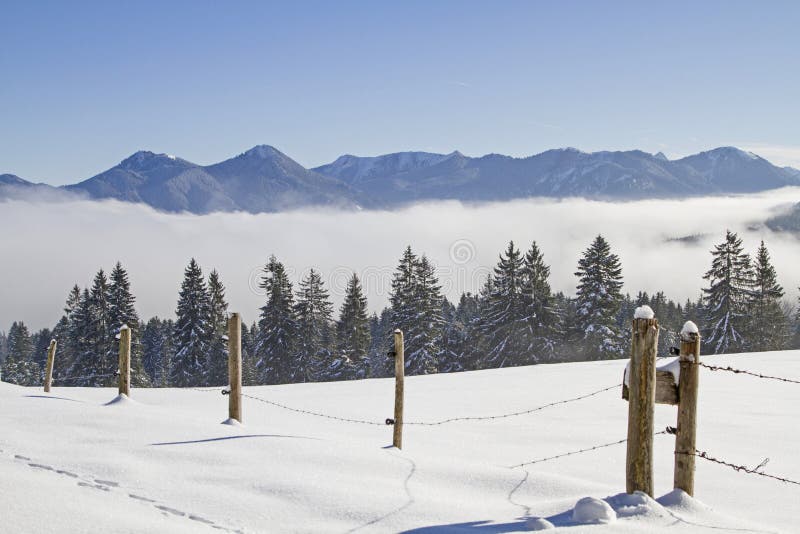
top-left (477, 241), bottom-right (528, 368)
top-left (295, 269), bottom-right (335, 382)
top-left (108, 263), bottom-right (150, 386)
top-left (87, 269), bottom-right (113, 385)
top-left (702, 230), bottom-right (754, 354)
top-left (206, 269), bottom-right (229, 386)
top-left (171, 259), bottom-right (211, 387)
top-left (750, 241), bottom-right (788, 351)
top-left (522, 241), bottom-right (560, 362)
top-left (336, 273), bottom-right (371, 378)
top-left (63, 288), bottom-right (93, 385)
top-left (407, 255), bottom-right (443, 374)
top-left (573, 235), bottom-right (625, 360)
top-left (256, 255), bottom-right (297, 384)
top-left (2, 321), bottom-right (38, 385)
top-left (52, 285), bottom-right (82, 382)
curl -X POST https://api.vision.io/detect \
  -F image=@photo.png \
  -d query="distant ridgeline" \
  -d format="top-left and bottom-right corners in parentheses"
top-left (1, 145), bottom-right (800, 214)
top-left (2, 231), bottom-right (797, 388)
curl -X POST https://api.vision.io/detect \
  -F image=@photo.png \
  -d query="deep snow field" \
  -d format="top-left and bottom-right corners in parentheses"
top-left (2, 351), bottom-right (799, 533)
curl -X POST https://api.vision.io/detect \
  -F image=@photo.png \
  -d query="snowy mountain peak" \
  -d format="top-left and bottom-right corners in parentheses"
top-left (119, 150), bottom-right (187, 169)
top-left (654, 152), bottom-right (669, 162)
top-left (240, 145), bottom-right (284, 160)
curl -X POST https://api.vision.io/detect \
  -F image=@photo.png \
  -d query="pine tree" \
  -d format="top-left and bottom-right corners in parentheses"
top-left (0, 330), bottom-right (8, 369)
top-left (52, 285), bottom-right (82, 382)
top-left (367, 308), bottom-right (393, 378)
top-left (63, 288), bottom-right (93, 385)
top-left (108, 263), bottom-right (150, 386)
top-left (749, 241), bottom-right (788, 351)
top-left (336, 273), bottom-right (371, 379)
top-left (522, 241), bottom-right (560, 362)
top-left (241, 322), bottom-right (259, 386)
top-left (206, 270), bottom-right (229, 386)
top-left (476, 241), bottom-right (528, 368)
top-left (2, 321), bottom-right (39, 385)
top-left (142, 317), bottom-right (173, 386)
top-left (573, 235), bottom-right (625, 360)
top-left (256, 255), bottom-right (297, 384)
top-left (171, 259), bottom-right (211, 387)
top-left (86, 269), bottom-right (113, 385)
top-left (295, 269), bottom-right (335, 382)
top-left (702, 231), bottom-right (754, 354)
top-left (407, 255), bottom-right (443, 374)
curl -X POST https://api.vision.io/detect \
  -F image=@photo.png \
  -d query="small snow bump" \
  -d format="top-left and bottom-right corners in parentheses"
top-left (634, 305), bottom-right (655, 319)
top-left (681, 321), bottom-right (698, 335)
top-left (120, 324), bottom-right (130, 331)
top-left (525, 517), bottom-right (555, 530)
top-left (572, 497), bottom-right (616, 524)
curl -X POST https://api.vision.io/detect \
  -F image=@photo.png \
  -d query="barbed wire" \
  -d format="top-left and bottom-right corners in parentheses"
top-left (240, 392), bottom-right (385, 426)
top-left (404, 383), bottom-right (620, 426)
top-left (698, 363), bottom-right (800, 385)
top-left (189, 382), bottom-right (622, 429)
top-left (509, 430), bottom-right (668, 469)
top-left (679, 449), bottom-right (800, 487)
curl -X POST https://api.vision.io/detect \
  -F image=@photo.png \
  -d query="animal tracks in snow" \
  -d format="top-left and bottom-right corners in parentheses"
top-left (6, 450), bottom-right (244, 533)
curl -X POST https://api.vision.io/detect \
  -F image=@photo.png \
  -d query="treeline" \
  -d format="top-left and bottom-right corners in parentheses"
top-left (1, 231), bottom-right (798, 387)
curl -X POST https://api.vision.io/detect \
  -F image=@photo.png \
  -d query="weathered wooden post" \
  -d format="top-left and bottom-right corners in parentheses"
top-left (626, 307), bottom-right (659, 496)
top-left (118, 325), bottom-right (131, 397)
top-left (392, 329), bottom-right (405, 449)
top-left (43, 339), bottom-right (57, 393)
top-left (227, 313), bottom-right (243, 423)
top-left (674, 321), bottom-right (701, 495)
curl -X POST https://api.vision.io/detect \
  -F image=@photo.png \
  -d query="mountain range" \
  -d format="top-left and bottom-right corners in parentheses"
top-left (2, 145), bottom-right (799, 214)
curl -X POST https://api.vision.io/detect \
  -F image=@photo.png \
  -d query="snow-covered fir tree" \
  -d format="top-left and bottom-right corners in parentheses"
top-left (477, 241), bottom-right (529, 368)
top-left (522, 241), bottom-right (561, 362)
top-left (2, 321), bottom-right (39, 385)
top-left (409, 255), bottom-right (444, 374)
top-left (142, 317), bottom-right (173, 387)
top-left (572, 235), bottom-right (624, 360)
top-left (367, 308), bottom-right (394, 378)
top-left (171, 259), bottom-right (211, 387)
top-left (86, 269), bottom-right (114, 385)
top-left (749, 241), bottom-right (788, 351)
top-left (206, 269), bottom-right (229, 386)
top-left (241, 322), bottom-right (259, 386)
top-left (0, 330), bottom-right (7, 368)
top-left (336, 273), bottom-right (371, 378)
top-left (389, 247), bottom-right (443, 375)
top-left (294, 269), bottom-right (336, 382)
top-left (108, 263), bottom-right (150, 387)
top-left (702, 230), bottom-right (754, 354)
top-left (256, 255), bottom-right (297, 384)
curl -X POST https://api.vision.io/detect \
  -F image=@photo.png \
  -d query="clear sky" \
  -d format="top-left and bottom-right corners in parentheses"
top-left (1, 0), bottom-right (799, 185)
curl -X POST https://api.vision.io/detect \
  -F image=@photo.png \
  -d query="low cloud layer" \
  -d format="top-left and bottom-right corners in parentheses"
top-left (2, 189), bottom-right (799, 331)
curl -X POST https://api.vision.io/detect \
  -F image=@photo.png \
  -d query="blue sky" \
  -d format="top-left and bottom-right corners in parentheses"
top-left (1, 0), bottom-right (799, 185)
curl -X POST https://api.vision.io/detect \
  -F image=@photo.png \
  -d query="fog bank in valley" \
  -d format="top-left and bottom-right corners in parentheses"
top-left (1, 189), bottom-right (799, 330)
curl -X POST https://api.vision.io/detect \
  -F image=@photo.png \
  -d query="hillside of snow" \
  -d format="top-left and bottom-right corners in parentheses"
top-left (2, 351), bottom-right (799, 533)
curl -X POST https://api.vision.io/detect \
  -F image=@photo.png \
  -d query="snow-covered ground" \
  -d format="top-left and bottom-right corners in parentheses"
top-left (2, 351), bottom-right (799, 533)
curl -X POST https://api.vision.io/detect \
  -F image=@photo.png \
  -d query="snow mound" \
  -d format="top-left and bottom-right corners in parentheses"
top-left (221, 417), bottom-right (242, 427)
top-left (104, 393), bottom-right (134, 406)
top-left (525, 517), bottom-right (555, 530)
top-left (657, 489), bottom-right (711, 514)
top-left (572, 496), bottom-right (616, 524)
top-left (606, 491), bottom-right (667, 518)
top-left (681, 320), bottom-right (699, 337)
top-left (634, 305), bottom-right (655, 319)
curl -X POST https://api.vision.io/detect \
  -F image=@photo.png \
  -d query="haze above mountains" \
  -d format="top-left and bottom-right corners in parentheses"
top-left (2, 145), bottom-right (799, 214)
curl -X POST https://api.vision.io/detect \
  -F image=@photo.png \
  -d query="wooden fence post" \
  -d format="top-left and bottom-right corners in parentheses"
top-left (43, 339), bottom-right (57, 393)
top-left (228, 313), bottom-right (243, 423)
top-left (393, 329), bottom-right (405, 449)
top-left (118, 325), bottom-right (131, 397)
top-left (626, 314), bottom-right (659, 496)
top-left (674, 321), bottom-right (701, 495)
